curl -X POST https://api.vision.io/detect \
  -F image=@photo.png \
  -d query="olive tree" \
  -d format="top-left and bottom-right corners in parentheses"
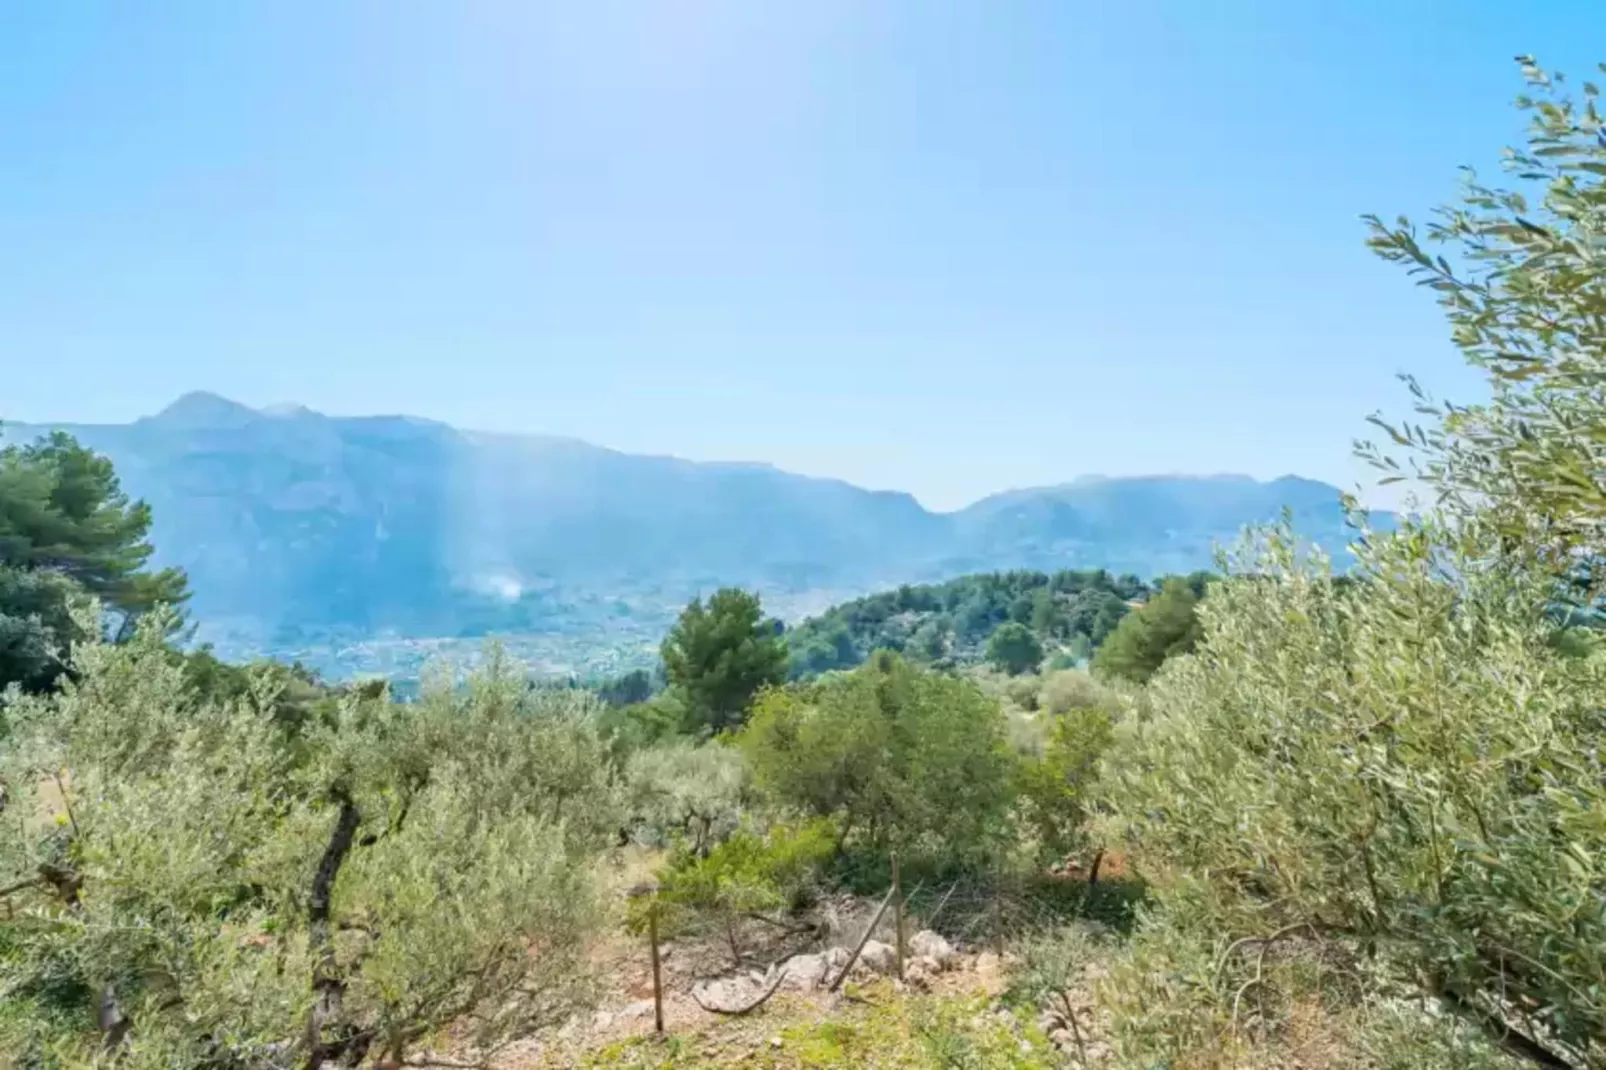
top-left (1089, 57), bottom-right (1606, 1069)
top-left (1362, 58), bottom-right (1606, 582)
top-left (1098, 523), bottom-right (1606, 1068)
top-left (0, 615), bottom-right (617, 1067)
top-left (741, 652), bottom-right (1018, 868)
top-left (622, 739), bottom-right (752, 854)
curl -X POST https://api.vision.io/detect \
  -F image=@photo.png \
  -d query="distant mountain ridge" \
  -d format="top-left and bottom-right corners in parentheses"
top-left (2, 393), bottom-right (1386, 669)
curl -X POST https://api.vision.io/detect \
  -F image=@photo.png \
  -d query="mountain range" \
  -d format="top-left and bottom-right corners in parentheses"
top-left (2, 393), bottom-right (1384, 676)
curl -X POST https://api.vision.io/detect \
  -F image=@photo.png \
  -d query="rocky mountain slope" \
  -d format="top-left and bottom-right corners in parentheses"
top-left (3, 393), bottom-right (1383, 670)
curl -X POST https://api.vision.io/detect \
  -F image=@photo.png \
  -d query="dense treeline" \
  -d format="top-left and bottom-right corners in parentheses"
top-left (784, 568), bottom-right (1156, 676)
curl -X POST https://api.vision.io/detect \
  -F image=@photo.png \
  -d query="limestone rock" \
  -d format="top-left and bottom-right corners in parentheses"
top-left (909, 930), bottom-right (955, 969)
top-left (858, 939), bottom-right (898, 975)
top-left (905, 959), bottom-right (936, 991)
top-left (779, 952), bottom-right (832, 992)
top-left (692, 978), bottom-right (746, 1009)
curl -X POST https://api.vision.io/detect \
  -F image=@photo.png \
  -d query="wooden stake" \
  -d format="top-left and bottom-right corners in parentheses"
top-left (648, 897), bottom-right (664, 1034)
top-left (828, 885), bottom-right (897, 992)
top-left (891, 851), bottom-right (905, 981)
top-left (993, 857), bottom-right (1005, 957)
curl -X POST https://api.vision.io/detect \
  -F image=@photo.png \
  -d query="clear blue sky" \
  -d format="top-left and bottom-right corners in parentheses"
top-left (1, 2), bottom-right (1595, 509)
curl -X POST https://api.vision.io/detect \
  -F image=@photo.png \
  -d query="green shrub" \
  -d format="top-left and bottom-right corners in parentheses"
top-left (986, 622), bottom-right (1044, 676)
top-left (1090, 59), bottom-right (1606, 1067)
top-left (654, 818), bottom-right (837, 964)
top-left (1005, 922), bottom-right (1110, 1060)
top-left (1089, 576), bottom-right (1203, 684)
top-left (1035, 668), bottom-right (1118, 719)
top-left (741, 653), bottom-right (1018, 869)
top-left (1015, 703), bottom-right (1114, 866)
top-left (597, 690), bottom-right (694, 758)
top-left (1097, 898), bottom-right (1519, 1070)
top-left (1002, 672), bottom-right (1041, 712)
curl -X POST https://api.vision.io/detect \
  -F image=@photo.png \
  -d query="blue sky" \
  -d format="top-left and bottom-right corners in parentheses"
top-left (1, 2), bottom-right (1596, 510)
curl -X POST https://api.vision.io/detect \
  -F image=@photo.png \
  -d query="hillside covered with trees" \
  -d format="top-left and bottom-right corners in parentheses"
top-left (782, 567), bottom-right (1218, 678)
top-left (784, 569), bottom-right (1150, 676)
top-left (5, 56), bottom-right (1606, 1070)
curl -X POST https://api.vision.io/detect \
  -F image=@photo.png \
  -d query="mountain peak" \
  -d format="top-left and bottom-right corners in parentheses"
top-left (148, 392), bottom-right (261, 429)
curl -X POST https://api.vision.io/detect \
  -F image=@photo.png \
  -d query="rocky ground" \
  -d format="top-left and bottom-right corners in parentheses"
top-left (407, 847), bottom-right (1122, 1068)
top-left (418, 892), bottom-right (1104, 1067)
top-left (488, 933), bottom-right (1069, 1068)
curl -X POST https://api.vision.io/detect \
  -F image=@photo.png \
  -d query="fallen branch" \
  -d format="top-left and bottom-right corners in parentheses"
top-left (692, 969), bottom-right (786, 1017)
top-left (1434, 983), bottom-right (1576, 1070)
top-left (741, 911), bottom-right (820, 937)
top-left (1226, 923), bottom-right (1318, 1037)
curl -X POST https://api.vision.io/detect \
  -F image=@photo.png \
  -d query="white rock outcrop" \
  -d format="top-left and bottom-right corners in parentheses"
top-left (778, 952), bottom-right (832, 992)
top-left (909, 929), bottom-right (955, 969)
top-left (857, 940), bottom-right (898, 975)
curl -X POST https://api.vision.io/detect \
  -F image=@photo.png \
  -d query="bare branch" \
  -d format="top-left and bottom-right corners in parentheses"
top-left (692, 969), bottom-right (786, 1017)
top-left (51, 770), bottom-right (79, 838)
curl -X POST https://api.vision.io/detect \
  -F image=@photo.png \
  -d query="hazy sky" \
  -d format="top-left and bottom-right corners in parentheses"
top-left (1, 3), bottom-right (1596, 509)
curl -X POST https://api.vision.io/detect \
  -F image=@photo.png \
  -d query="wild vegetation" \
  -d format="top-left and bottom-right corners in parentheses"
top-left (783, 569), bottom-right (1149, 677)
top-left (4, 53), bottom-right (1606, 1070)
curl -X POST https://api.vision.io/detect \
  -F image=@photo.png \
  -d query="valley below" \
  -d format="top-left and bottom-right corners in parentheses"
top-left (4, 393), bottom-right (1382, 681)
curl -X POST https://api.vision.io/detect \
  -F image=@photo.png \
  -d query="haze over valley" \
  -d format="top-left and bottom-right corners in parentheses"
top-left (3, 391), bottom-right (1382, 679)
